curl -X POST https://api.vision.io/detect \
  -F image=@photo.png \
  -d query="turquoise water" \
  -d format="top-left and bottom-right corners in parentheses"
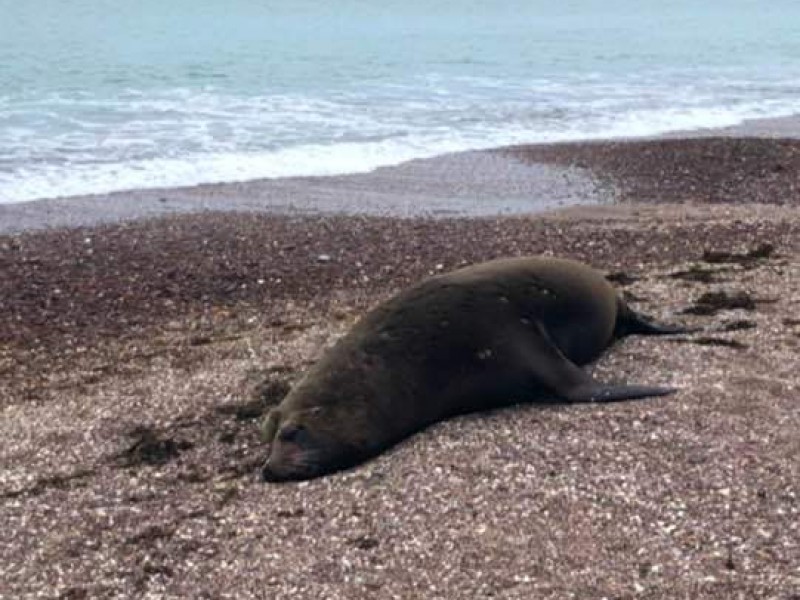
top-left (2, 0), bottom-right (800, 201)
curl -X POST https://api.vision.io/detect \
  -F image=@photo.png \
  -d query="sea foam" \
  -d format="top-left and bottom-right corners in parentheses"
top-left (2, 79), bottom-right (800, 203)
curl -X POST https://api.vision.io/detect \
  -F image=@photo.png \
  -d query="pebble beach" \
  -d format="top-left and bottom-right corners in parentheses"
top-left (1, 133), bottom-right (799, 598)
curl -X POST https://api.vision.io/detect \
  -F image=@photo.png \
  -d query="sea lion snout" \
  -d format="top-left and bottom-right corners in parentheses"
top-left (261, 423), bottom-right (325, 482)
top-left (261, 458), bottom-right (292, 482)
top-left (260, 412), bottom-right (365, 481)
top-left (261, 446), bottom-right (312, 482)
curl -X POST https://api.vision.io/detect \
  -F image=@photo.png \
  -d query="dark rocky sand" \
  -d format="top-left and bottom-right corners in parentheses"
top-left (1, 137), bottom-right (799, 599)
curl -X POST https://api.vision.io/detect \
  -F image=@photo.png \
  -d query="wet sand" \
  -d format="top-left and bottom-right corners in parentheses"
top-left (0, 153), bottom-right (606, 234)
top-left (1, 133), bottom-right (799, 598)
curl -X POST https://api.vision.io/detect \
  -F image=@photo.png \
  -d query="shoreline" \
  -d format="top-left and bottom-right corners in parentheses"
top-left (0, 151), bottom-right (609, 234)
top-left (3, 112), bottom-right (800, 234)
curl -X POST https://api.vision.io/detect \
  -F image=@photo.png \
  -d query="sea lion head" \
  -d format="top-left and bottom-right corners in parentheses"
top-left (260, 405), bottom-right (369, 482)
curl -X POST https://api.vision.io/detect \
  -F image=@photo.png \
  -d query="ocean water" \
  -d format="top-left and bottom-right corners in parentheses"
top-left (1, 0), bottom-right (799, 203)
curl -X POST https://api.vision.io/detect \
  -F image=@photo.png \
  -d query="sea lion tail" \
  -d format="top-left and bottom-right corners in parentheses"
top-left (615, 299), bottom-right (698, 337)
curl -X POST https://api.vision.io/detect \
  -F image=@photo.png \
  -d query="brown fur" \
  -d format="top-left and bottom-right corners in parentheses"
top-left (260, 256), bottom-right (690, 481)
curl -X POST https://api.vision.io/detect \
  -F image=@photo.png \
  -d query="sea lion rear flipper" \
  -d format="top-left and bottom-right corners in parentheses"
top-left (617, 303), bottom-right (699, 337)
top-left (515, 324), bottom-right (676, 404)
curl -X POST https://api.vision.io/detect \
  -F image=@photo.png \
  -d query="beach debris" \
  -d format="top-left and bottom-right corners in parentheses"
top-left (188, 334), bottom-right (213, 346)
top-left (701, 242), bottom-right (775, 265)
top-left (606, 271), bottom-right (638, 286)
top-left (669, 336), bottom-right (748, 350)
top-left (317, 253), bottom-right (332, 262)
top-left (215, 399), bottom-right (268, 422)
top-left (720, 319), bottom-right (757, 332)
top-left (126, 524), bottom-right (176, 546)
top-left (0, 468), bottom-right (95, 500)
top-left (115, 425), bottom-right (193, 467)
top-left (235, 371), bottom-right (293, 415)
top-left (669, 265), bottom-right (720, 283)
top-left (682, 290), bottom-right (758, 316)
top-left (348, 535), bottom-right (380, 551)
top-left (622, 290), bottom-right (647, 303)
top-left (215, 383), bottom-right (291, 422)
top-left (218, 430), bottom-right (237, 444)
top-left (1, 238), bottom-right (22, 251)
top-left (275, 508), bottom-right (306, 519)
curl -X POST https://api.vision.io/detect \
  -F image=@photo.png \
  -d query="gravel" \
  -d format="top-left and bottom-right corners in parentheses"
top-left (1, 136), bottom-right (799, 599)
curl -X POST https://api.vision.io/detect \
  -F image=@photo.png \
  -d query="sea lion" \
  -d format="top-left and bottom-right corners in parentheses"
top-left (260, 256), bottom-right (691, 482)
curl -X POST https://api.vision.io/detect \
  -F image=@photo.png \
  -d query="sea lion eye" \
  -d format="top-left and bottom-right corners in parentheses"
top-left (278, 424), bottom-right (307, 444)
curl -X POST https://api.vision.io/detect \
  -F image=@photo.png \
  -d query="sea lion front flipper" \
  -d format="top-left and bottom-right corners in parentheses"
top-left (259, 408), bottom-right (281, 443)
top-left (515, 324), bottom-right (676, 404)
top-left (561, 383), bottom-right (677, 403)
